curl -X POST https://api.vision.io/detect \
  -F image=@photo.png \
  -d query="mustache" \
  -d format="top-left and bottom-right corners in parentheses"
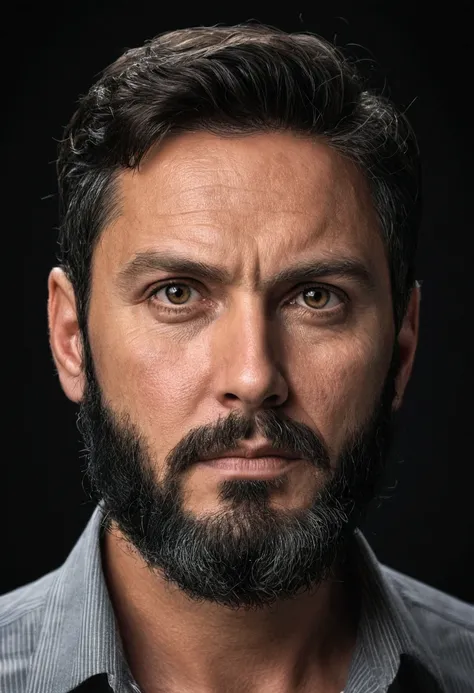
top-left (165, 408), bottom-right (331, 474)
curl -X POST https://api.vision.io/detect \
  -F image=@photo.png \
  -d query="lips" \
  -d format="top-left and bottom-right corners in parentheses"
top-left (198, 455), bottom-right (301, 478)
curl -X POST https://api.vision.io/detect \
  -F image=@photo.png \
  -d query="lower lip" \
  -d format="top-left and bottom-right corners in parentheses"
top-left (199, 457), bottom-right (299, 478)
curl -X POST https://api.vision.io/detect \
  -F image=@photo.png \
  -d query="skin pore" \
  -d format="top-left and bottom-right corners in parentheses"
top-left (48, 131), bottom-right (419, 693)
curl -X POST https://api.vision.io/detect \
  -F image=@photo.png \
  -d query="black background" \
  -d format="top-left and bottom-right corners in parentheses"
top-left (4, 2), bottom-right (473, 602)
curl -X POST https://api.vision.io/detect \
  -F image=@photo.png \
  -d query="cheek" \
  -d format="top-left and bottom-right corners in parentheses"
top-left (89, 316), bottom-right (212, 433)
top-left (291, 331), bottom-right (392, 451)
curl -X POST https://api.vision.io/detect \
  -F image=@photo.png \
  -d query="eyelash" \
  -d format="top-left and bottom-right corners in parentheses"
top-left (147, 280), bottom-right (347, 317)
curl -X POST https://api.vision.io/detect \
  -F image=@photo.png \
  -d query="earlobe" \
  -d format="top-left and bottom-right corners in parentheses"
top-left (48, 267), bottom-right (86, 403)
top-left (393, 284), bottom-right (421, 411)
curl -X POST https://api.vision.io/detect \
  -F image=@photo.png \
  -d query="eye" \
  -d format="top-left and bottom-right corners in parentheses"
top-left (292, 285), bottom-right (344, 311)
top-left (149, 282), bottom-right (202, 308)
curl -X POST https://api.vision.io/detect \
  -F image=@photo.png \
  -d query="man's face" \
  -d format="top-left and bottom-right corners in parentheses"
top-left (52, 131), bottom-right (415, 610)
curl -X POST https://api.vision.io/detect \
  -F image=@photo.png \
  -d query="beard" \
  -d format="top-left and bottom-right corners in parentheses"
top-left (77, 339), bottom-right (400, 611)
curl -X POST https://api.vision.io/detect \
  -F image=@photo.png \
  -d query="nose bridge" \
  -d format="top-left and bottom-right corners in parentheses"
top-left (212, 295), bottom-right (288, 409)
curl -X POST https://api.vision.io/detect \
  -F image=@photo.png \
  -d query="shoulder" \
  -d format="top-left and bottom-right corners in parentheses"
top-left (0, 570), bottom-right (59, 691)
top-left (381, 564), bottom-right (474, 691)
top-left (382, 564), bottom-right (474, 632)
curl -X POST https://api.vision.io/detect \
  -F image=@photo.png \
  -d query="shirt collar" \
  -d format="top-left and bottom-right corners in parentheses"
top-left (25, 504), bottom-right (445, 693)
top-left (345, 529), bottom-right (445, 691)
top-left (25, 503), bottom-right (128, 693)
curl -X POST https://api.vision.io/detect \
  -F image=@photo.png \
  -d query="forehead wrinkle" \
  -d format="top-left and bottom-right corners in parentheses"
top-left (117, 138), bottom-right (371, 239)
top-left (102, 133), bottom-right (381, 289)
top-left (126, 152), bottom-right (336, 215)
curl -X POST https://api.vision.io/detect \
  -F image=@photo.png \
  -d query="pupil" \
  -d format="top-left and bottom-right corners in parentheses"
top-left (167, 285), bottom-right (189, 304)
top-left (306, 288), bottom-right (327, 307)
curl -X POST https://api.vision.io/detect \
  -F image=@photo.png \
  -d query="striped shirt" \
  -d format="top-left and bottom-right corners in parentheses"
top-left (1, 502), bottom-right (473, 693)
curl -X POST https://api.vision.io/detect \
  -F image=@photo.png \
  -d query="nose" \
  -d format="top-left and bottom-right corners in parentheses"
top-left (212, 299), bottom-right (289, 413)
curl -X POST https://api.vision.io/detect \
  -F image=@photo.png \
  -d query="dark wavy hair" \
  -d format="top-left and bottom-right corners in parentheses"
top-left (57, 23), bottom-right (421, 340)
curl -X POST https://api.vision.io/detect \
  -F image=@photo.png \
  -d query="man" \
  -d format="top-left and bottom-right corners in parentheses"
top-left (1, 22), bottom-right (472, 693)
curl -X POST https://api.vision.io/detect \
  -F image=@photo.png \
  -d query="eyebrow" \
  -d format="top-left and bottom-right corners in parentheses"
top-left (116, 250), bottom-right (376, 294)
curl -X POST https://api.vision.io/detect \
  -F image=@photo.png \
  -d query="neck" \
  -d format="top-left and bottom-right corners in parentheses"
top-left (101, 525), bottom-right (359, 693)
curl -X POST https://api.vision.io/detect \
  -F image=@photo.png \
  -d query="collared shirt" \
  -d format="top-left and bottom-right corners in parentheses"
top-left (1, 503), bottom-right (473, 693)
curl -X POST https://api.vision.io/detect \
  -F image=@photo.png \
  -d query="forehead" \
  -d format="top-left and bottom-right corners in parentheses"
top-left (96, 131), bottom-right (387, 280)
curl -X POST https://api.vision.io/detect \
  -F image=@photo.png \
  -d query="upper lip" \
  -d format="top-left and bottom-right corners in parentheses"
top-left (199, 445), bottom-right (301, 462)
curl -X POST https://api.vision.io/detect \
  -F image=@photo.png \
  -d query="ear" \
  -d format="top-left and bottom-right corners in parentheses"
top-left (48, 267), bottom-right (86, 403)
top-left (392, 283), bottom-right (421, 411)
